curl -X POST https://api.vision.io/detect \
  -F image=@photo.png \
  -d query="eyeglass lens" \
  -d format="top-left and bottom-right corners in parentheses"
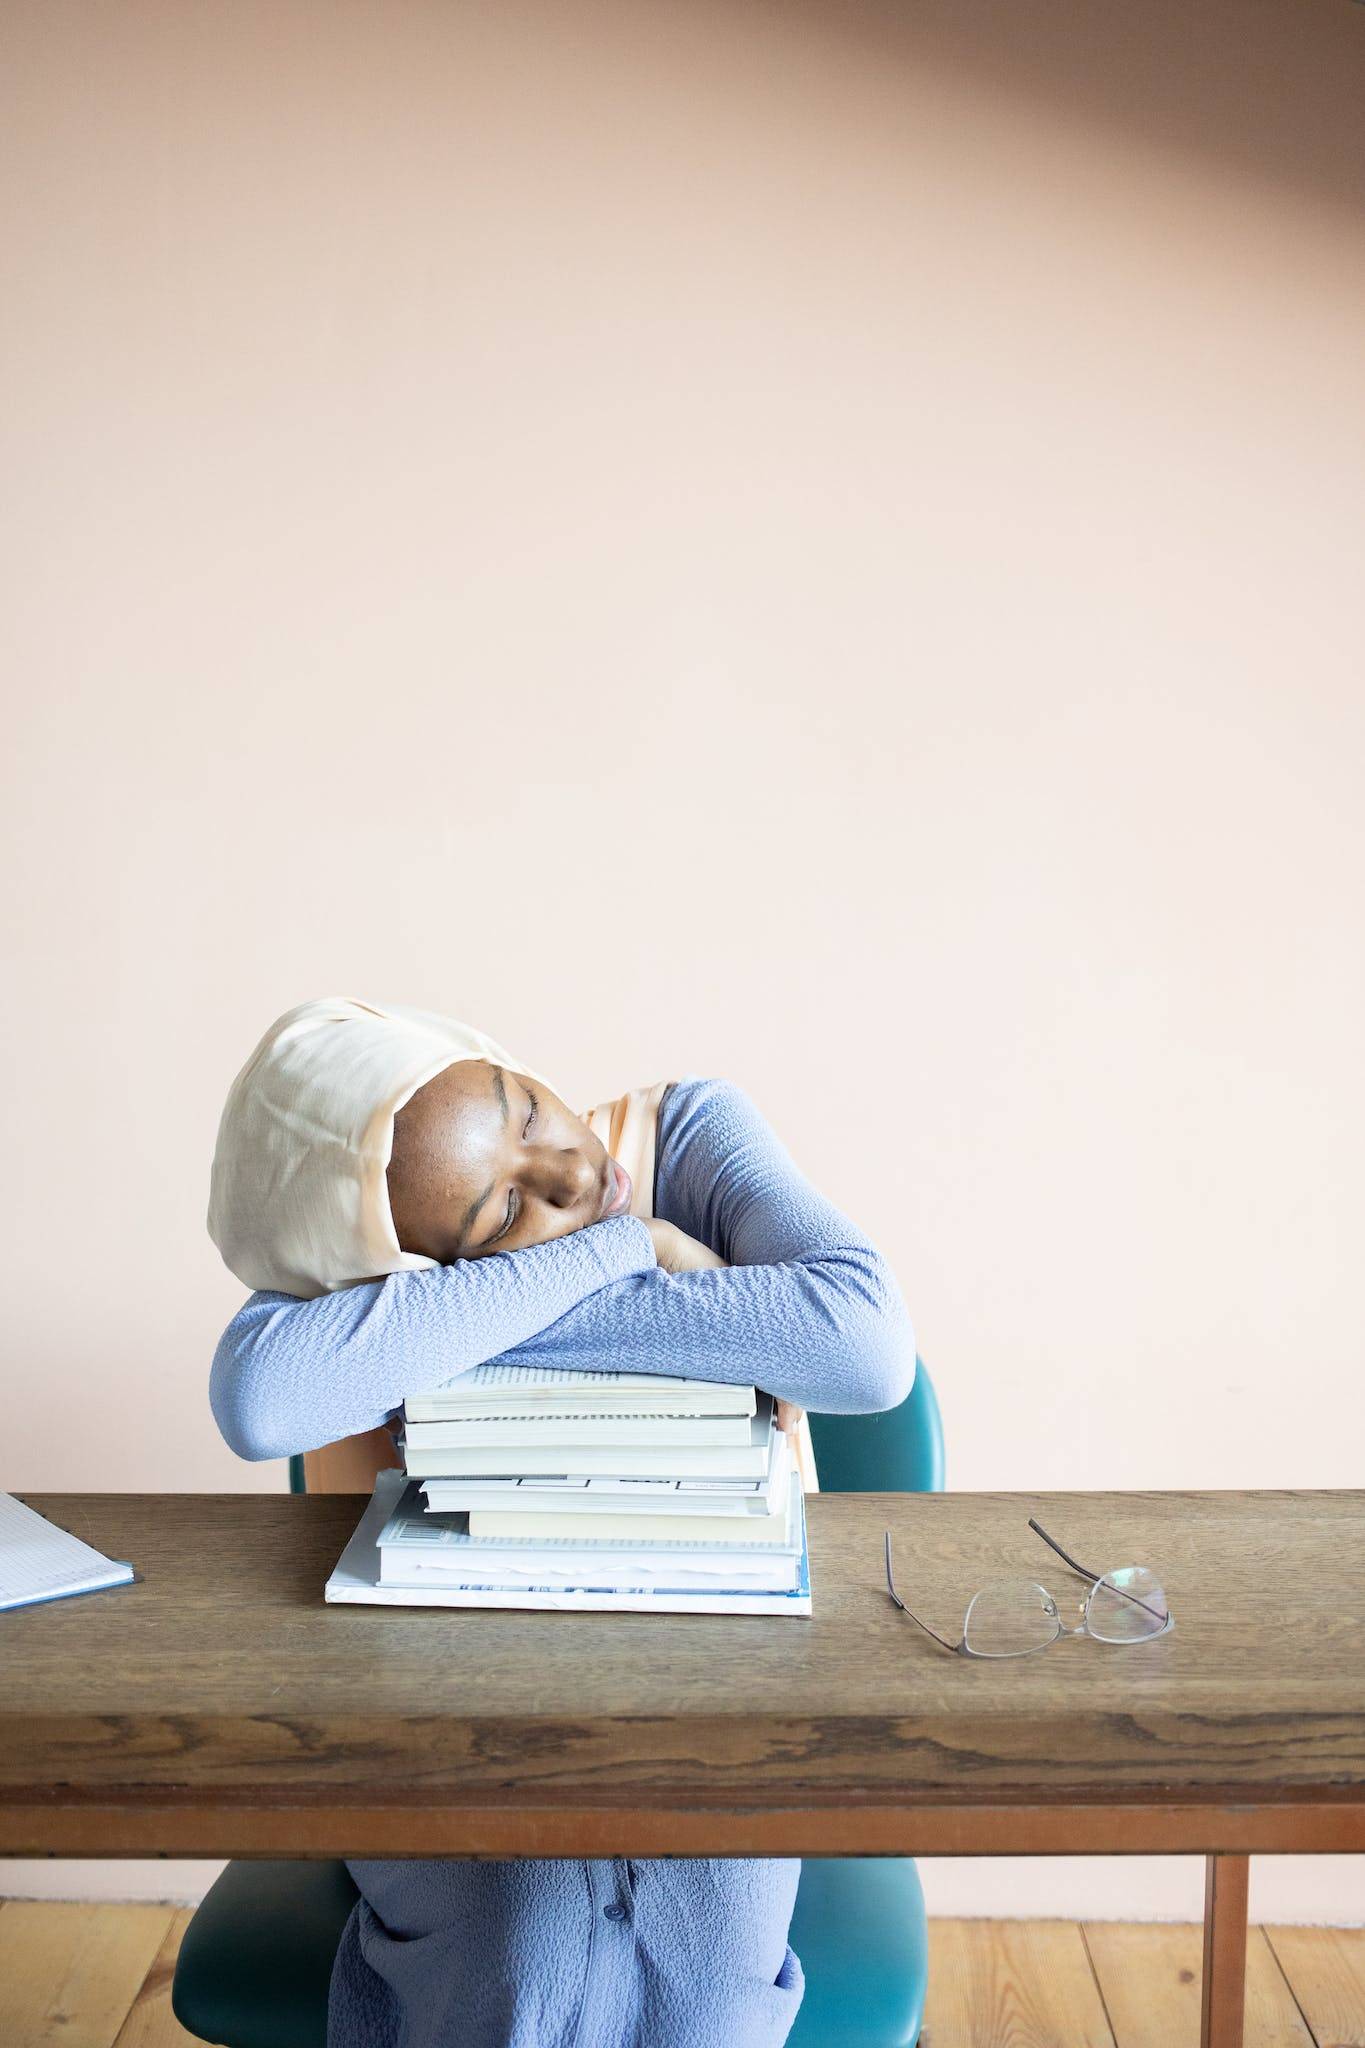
top-left (1086, 1565), bottom-right (1169, 1641)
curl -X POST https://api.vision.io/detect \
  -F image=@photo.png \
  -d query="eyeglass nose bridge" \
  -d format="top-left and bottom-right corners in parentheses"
top-left (1056, 1595), bottom-right (1093, 1638)
top-left (1035, 1581), bottom-right (1154, 1646)
top-left (1032, 1584), bottom-right (1090, 1639)
top-left (1028, 1580), bottom-right (1121, 1641)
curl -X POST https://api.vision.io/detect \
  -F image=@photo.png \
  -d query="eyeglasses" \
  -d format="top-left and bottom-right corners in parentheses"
top-left (883, 1518), bottom-right (1174, 1657)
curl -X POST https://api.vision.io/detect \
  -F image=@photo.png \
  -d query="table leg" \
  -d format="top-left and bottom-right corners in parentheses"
top-left (1200, 1852), bottom-right (1249, 2048)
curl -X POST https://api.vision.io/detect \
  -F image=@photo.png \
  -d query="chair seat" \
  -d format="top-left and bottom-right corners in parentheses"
top-left (173, 1855), bottom-right (922, 2048)
top-left (172, 1858), bottom-right (359, 2048)
top-left (784, 1858), bottom-right (926, 2048)
top-left (175, 1854), bottom-right (924, 2048)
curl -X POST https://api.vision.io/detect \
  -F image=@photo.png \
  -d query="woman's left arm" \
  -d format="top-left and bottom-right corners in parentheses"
top-left (489, 1076), bottom-right (915, 1414)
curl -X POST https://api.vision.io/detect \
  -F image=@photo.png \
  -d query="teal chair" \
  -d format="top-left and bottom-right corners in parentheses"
top-left (173, 1363), bottom-right (944, 2048)
top-left (787, 1360), bottom-right (944, 2048)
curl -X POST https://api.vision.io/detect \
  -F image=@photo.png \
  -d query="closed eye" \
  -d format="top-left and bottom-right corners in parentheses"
top-left (482, 1086), bottom-right (537, 1249)
top-left (486, 1189), bottom-right (518, 1246)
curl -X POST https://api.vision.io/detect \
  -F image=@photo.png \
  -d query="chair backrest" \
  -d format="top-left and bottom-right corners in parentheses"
top-left (806, 1357), bottom-right (944, 1495)
top-left (289, 1359), bottom-right (946, 1497)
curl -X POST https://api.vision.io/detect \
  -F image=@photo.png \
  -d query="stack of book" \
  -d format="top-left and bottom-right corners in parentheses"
top-left (349, 1365), bottom-right (810, 1615)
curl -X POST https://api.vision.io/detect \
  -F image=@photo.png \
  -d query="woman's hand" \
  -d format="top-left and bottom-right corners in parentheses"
top-left (774, 1398), bottom-right (804, 1438)
top-left (645, 1217), bottom-right (728, 1273)
top-left (774, 1397), bottom-right (820, 1493)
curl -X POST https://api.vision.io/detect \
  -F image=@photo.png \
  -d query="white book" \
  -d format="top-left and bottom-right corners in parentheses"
top-left (467, 1495), bottom-right (789, 1546)
top-left (325, 1470), bottom-right (812, 1616)
top-left (0, 1492), bottom-right (136, 1613)
top-left (377, 1477), bottom-right (804, 1592)
top-left (391, 1550), bottom-right (798, 1590)
top-left (391, 1552), bottom-right (799, 1593)
top-left (383, 1472), bottom-right (800, 1566)
top-left (419, 1431), bottom-right (791, 1521)
top-left (420, 1484), bottom-right (786, 1522)
top-left (402, 1408), bottom-right (757, 1450)
top-left (404, 1366), bottom-right (755, 1422)
top-left (400, 1400), bottom-right (775, 1480)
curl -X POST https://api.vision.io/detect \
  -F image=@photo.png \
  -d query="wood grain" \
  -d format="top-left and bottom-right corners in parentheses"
top-left (4, 1488), bottom-right (1365, 1859)
top-left (0, 1902), bottom-right (176, 2048)
top-left (1202, 1855), bottom-right (1250, 2048)
top-left (1083, 1923), bottom-right (1313, 2048)
top-left (9, 1799), bottom-right (1365, 1861)
top-left (110, 1908), bottom-right (199, 2048)
top-left (920, 1918), bottom-right (1117, 2047)
top-left (3, 1907), bottom-right (1361, 2048)
top-left (1264, 1925), bottom-right (1365, 2048)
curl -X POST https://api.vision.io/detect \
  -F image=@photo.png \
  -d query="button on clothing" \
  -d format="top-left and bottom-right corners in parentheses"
top-left (211, 1077), bottom-right (914, 2048)
top-left (331, 1856), bottom-right (804, 2048)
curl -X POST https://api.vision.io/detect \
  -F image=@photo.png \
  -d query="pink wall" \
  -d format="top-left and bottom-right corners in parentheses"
top-left (3, 0), bottom-right (1363, 1919)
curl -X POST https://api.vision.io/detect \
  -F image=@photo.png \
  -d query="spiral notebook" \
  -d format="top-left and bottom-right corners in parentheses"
top-left (0, 1492), bottom-right (136, 1614)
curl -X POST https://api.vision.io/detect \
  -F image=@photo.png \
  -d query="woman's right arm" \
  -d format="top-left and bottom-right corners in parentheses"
top-left (209, 1213), bottom-right (655, 1461)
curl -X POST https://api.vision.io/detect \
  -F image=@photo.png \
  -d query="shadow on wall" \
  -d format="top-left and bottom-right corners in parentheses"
top-left (779, 0), bottom-right (1365, 217)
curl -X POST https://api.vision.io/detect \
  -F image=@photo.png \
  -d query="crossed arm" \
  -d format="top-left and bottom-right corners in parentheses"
top-left (209, 1075), bottom-right (915, 1463)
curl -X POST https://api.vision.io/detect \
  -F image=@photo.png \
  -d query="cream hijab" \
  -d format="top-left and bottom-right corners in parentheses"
top-left (208, 997), bottom-right (557, 1299)
top-left (209, 998), bottom-right (814, 1488)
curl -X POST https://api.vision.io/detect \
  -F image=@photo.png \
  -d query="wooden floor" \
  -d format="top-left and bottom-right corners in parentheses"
top-left (1, 1900), bottom-right (1363, 2046)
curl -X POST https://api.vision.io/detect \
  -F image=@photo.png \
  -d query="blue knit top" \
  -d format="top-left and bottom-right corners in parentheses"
top-left (209, 1073), bottom-right (916, 2048)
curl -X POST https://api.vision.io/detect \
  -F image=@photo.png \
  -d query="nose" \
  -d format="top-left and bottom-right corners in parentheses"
top-left (528, 1144), bottom-right (598, 1210)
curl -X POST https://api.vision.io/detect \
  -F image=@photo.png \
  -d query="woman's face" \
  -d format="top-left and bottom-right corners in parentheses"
top-left (386, 1060), bottom-right (632, 1262)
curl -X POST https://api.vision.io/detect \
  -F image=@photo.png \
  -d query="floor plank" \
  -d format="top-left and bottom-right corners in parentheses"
top-left (1265, 1925), bottom-right (1365, 2048)
top-left (1083, 1922), bottom-right (1315, 2048)
top-left (7, 1899), bottom-right (1365, 2048)
top-left (920, 1918), bottom-right (1117, 2048)
top-left (111, 1908), bottom-right (199, 2047)
top-left (0, 1900), bottom-right (176, 2048)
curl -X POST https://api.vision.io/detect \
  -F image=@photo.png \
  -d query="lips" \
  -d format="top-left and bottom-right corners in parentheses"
top-left (599, 1157), bottom-right (633, 1219)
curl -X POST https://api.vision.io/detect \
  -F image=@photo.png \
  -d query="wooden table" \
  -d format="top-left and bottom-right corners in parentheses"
top-left (4, 1488), bottom-right (1363, 2048)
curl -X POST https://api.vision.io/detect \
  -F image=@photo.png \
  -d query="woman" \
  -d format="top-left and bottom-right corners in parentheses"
top-left (207, 997), bottom-right (915, 2048)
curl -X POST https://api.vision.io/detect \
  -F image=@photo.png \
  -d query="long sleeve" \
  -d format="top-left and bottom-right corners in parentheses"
top-left (493, 1076), bottom-right (915, 1414)
top-left (209, 1213), bottom-right (656, 1460)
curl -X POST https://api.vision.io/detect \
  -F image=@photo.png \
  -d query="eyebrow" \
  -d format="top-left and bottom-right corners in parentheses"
top-left (457, 1066), bottom-right (512, 1249)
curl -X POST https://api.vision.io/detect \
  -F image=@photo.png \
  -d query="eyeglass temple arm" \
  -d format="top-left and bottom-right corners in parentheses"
top-left (1027, 1517), bottom-right (1102, 1582)
top-left (883, 1532), bottom-right (960, 1654)
top-left (1028, 1517), bottom-right (1169, 1625)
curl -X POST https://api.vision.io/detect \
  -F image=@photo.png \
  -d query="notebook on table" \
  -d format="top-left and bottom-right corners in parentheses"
top-left (0, 1492), bottom-right (136, 1614)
